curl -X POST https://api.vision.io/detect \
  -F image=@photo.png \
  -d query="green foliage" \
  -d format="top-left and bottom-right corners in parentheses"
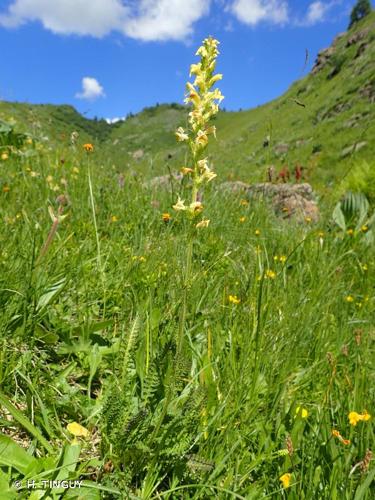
top-left (340, 161), bottom-right (375, 205)
top-left (349, 0), bottom-right (372, 29)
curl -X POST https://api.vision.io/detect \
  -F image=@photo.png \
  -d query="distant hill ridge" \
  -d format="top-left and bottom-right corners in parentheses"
top-left (1, 12), bottom-right (374, 187)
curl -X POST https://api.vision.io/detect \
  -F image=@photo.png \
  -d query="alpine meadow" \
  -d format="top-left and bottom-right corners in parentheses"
top-left (0, 3), bottom-right (375, 500)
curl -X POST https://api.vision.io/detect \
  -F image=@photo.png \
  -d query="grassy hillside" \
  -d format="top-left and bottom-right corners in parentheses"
top-left (1, 13), bottom-right (374, 191)
top-left (0, 16), bottom-right (374, 500)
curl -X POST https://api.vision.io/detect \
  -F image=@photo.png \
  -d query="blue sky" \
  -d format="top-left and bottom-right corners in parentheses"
top-left (0, 0), bottom-right (367, 121)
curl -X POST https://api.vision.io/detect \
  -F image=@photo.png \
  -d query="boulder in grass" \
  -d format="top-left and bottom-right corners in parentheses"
top-left (218, 181), bottom-right (250, 193)
top-left (219, 181), bottom-right (320, 223)
top-left (144, 173), bottom-right (183, 189)
top-left (247, 183), bottom-right (319, 222)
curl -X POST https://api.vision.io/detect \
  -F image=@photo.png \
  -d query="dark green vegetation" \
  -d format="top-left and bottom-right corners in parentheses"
top-left (349, 0), bottom-right (373, 29)
top-left (0, 14), bottom-right (374, 500)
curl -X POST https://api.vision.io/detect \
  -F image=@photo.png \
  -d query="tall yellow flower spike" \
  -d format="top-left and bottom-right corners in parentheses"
top-left (173, 36), bottom-right (223, 223)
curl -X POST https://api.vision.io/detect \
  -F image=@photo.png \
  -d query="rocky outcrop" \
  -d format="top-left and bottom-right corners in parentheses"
top-left (143, 173), bottom-right (182, 189)
top-left (346, 28), bottom-right (369, 47)
top-left (340, 141), bottom-right (367, 157)
top-left (219, 182), bottom-right (320, 222)
top-left (311, 47), bottom-right (335, 74)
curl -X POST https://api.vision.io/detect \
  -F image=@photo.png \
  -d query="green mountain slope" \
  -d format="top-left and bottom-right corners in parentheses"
top-left (1, 12), bottom-right (374, 189)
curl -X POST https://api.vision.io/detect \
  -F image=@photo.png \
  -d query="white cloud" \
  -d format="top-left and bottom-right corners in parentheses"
top-left (305, 1), bottom-right (328, 25)
top-left (105, 116), bottom-right (126, 124)
top-left (75, 77), bottom-right (105, 100)
top-left (230, 0), bottom-right (289, 26)
top-left (298, 1), bottom-right (341, 26)
top-left (122, 0), bottom-right (211, 42)
top-left (0, 0), bottom-right (127, 36)
top-left (0, 0), bottom-right (211, 41)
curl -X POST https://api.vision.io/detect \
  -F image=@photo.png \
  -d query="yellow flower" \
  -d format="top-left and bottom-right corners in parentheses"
top-left (279, 255), bottom-right (287, 264)
top-left (305, 216), bottom-right (312, 223)
top-left (347, 229), bottom-right (354, 236)
top-left (240, 199), bottom-right (249, 206)
top-left (180, 167), bottom-right (194, 175)
top-left (162, 212), bottom-right (171, 222)
top-left (72, 167), bottom-right (80, 174)
top-left (361, 264), bottom-right (368, 271)
top-left (348, 410), bottom-right (371, 426)
top-left (2, 185), bottom-right (10, 193)
top-left (196, 218), bottom-right (210, 228)
top-left (25, 137), bottom-right (33, 145)
top-left (83, 143), bottom-right (94, 152)
top-left (228, 294), bottom-right (241, 305)
top-left (295, 406), bottom-right (308, 419)
top-left (173, 197), bottom-right (187, 211)
top-left (189, 201), bottom-right (203, 214)
top-left (111, 215), bottom-right (118, 223)
top-left (265, 270), bottom-right (276, 279)
top-left (239, 217), bottom-right (246, 223)
top-left (361, 225), bottom-right (368, 233)
top-left (318, 231), bottom-right (325, 238)
top-left (345, 295), bottom-right (354, 303)
top-left (255, 229), bottom-right (261, 236)
top-left (195, 129), bottom-right (208, 147)
top-left (175, 127), bottom-right (189, 142)
top-left (1, 152), bottom-right (8, 161)
top-left (67, 422), bottom-right (89, 437)
top-left (332, 429), bottom-right (350, 445)
top-left (279, 473), bottom-right (292, 489)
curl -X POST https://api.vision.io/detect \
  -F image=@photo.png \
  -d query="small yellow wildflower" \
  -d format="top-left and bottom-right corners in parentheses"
top-left (173, 197), bottom-right (187, 211)
top-left (279, 255), bottom-right (287, 264)
top-left (239, 216), bottom-right (246, 223)
top-left (255, 229), bottom-right (261, 236)
top-left (295, 406), bottom-right (308, 419)
top-left (72, 167), bottom-right (80, 174)
top-left (279, 473), bottom-right (292, 489)
top-left (332, 429), bottom-right (350, 445)
top-left (139, 256), bottom-right (146, 263)
top-left (67, 422), bottom-right (89, 437)
top-left (25, 137), bottom-right (33, 145)
top-left (2, 185), bottom-right (10, 193)
top-left (345, 295), bottom-right (354, 303)
top-left (361, 225), bottom-right (368, 233)
top-left (83, 143), bottom-right (94, 152)
top-left (180, 167), bottom-right (194, 175)
top-left (162, 212), bottom-right (171, 222)
top-left (228, 294), bottom-right (241, 305)
top-left (196, 218), bottom-right (210, 228)
top-left (175, 127), bottom-right (189, 142)
top-left (46, 175), bottom-right (53, 183)
top-left (189, 201), bottom-right (203, 214)
top-left (273, 255), bottom-right (279, 262)
top-left (318, 231), bottom-right (325, 238)
top-left (265, 270), bottom-right (276, 279)
top-left (1, 152), bottom-right (8, 161)
top-left (356, 302), bottom-right (362, 308)
top-left (361, 264), bottom-right (368, 271)
top-left (305, 216), bottom-right (312, 223)
top-left (240, 199), bottom-right (249, 206)
top-left (349, 410), bottom-right (371, 426)
top-left (111, 215), bottom-right (118, 223)
top-left (347, 229), bottom-right (354, 236)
